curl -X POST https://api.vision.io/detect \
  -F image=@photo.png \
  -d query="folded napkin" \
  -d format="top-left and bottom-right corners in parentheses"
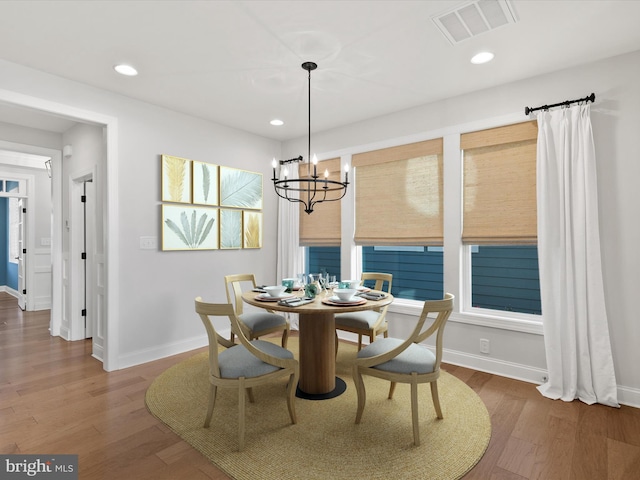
top-left (360, 292), bottom-right (387, 300)
top-left (278, 297), bottom-right (314, 307)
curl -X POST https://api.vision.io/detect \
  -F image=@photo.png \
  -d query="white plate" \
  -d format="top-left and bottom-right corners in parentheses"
top-left (329, 295), bottom-right (360, 304)
top-left (257, 293), bottom-right (294, 301)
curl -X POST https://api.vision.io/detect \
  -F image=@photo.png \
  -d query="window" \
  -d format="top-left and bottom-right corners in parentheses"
top-left (461, 121), bottom-right (541, 316)
top-left (470, 245), bottom-right (541, 315)
top-left (350, 139), bottom-right (444, 301)
top-left (362, 246), bottom-right (443, 300)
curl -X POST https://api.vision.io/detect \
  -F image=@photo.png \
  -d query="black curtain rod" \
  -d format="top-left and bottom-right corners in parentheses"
top-left (524, 93), bottom-right (595, 116)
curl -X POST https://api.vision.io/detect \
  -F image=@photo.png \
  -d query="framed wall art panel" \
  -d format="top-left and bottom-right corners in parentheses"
top-left (219, 166), bottom-right (263, 209)
top-left (162, 204), bottom-right (219, 251)
top-left (243, 210), bottom-right (262, 249)
top-left (192, 161), bottom-right (219, 206)
top-left (220, 209), bottom-right (243, 249)
top-left (162, 154), bottom-right (192, 203)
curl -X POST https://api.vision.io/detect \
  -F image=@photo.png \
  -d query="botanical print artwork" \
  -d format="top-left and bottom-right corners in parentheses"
top-left (162, 205), bottom-right (218, 250)
top-left (220, 166), bottom-right (263, 209)
top-left (243, 211), bottom-right (262, 249)
top-left (193, 161), bottom-right (218, 206)
top-left (162, 155), bottom-right (191, 203)
top-left (220, 209), bottom-right (242, 249)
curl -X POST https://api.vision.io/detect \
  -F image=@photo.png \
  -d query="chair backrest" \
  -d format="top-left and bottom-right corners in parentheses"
top-left (361, 272), bottom-right (393, 316)
top-left (361, 272), bottom-right (392, 293)
top-left (224, 273), bottom-right (257, 315)
top-left (194, 297), bottom-right (238, 379)
top-left (195, 296), bottom-right (297, 375)
top-left (412, 293), bottom-right (454, 371)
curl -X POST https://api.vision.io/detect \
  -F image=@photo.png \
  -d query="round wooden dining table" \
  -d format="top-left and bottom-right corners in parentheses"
top-left (242, 289), bottom-right (394, 400)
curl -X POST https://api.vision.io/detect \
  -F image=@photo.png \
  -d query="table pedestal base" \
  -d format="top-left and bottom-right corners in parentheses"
top-left (298, 311), bottom-right (347, 399)
top-left (296, 377), bottom-right (346, 400)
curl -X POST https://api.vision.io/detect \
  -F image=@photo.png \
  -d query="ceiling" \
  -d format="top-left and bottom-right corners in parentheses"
top-left (0, 0), bottom-right (639, 141)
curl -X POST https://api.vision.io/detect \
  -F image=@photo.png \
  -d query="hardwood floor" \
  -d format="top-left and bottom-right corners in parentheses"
top-left (1, 292), bottom-right (639, 479)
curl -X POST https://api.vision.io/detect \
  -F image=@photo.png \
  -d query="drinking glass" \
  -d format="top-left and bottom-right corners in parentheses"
top-left (326, 275), bottom-right (337, 297)
top-left (318, 273), bottom-right (327, 292)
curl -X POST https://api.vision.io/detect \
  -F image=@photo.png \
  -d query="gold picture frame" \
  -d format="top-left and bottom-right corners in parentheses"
top-left (192, 161), bottom-right (219, 206)
top-left (161, 154), bottom-right (192, 203)
top-left (220, 166), bottom-right (263, 209)
top-left (162, 204), bottom-right (219, 250)
top-left (243, 211), bottom-right (262, 249)
top-left (220, 209), bottom-right (243, 249)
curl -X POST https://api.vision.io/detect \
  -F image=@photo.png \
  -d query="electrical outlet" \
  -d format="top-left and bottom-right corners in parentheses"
top-left (479, 338), bottom-right (490, 354)
top-left (140, 236), bottom-right (157, 250)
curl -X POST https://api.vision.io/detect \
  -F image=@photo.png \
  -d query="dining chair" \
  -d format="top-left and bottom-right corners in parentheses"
top-left (194, 297), bottom-right (299, 451)
top-left (352, 293), bottom-right (454, 446)
top-left (334, 272), bottom-right (393, 353)
top-left (224, 273), bottom-right (290, 348)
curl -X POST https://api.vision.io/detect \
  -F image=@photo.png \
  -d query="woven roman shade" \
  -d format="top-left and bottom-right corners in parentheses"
top-left (299, 158), bottom-right (342, 246)
top-left (461, 121), bottom-right (538, 244)
top-left (352, 139), bottom-right (443, 245)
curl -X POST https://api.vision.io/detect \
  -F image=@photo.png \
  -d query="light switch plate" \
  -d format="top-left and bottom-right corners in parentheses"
top-left (140, 236), bottom-right (157, 250)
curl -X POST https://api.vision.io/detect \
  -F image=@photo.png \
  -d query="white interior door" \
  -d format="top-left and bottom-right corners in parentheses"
top-left (84, 180), bottom-right (95, 339)
top-left (17, 198), bottom-right (26, 310)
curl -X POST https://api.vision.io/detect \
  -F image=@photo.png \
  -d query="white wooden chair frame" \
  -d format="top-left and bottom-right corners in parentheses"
top-left (352, 293), bottom-right (454, 446)
top-left (195, 298), bottom-right (298, 451)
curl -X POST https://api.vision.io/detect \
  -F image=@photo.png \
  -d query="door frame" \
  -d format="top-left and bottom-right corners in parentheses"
top-left (0, 167), bottom-right (36, 310)
top-left (0, 88), bottom-right (120, 371)
top-left (68, 167), bottom-right (95, 341)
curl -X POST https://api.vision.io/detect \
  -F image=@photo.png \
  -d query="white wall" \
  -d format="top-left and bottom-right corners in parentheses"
top-left (0, 120), bottom-right (62, 151)
top-left (0, 58), bottom-right (282, 369)
top-left (283, 50), bottom-right (640, 405)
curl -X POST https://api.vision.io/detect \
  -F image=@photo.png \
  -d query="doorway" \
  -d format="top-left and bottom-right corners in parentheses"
top-left (0, 91), bottom-right (118, 371)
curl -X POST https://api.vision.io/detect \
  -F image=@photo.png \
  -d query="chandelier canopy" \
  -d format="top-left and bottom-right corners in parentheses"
top-left (271, 61), bottom-right (349, 214)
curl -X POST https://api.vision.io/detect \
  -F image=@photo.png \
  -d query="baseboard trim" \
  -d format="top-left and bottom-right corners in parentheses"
top-left (441, 347), bottom-right (548, 385)
top-left (92, 344), bottom-right (104, 363)
top-left (336, 332), bottom-right (639, 409)
top-left (617, 385), bottom-right (640, 409)
top-left (2, 286), bottom-right (19, 299)
top-left (117, 332), bottom-right (217, 370)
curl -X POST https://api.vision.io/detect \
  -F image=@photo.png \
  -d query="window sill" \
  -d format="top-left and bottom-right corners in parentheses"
top-left (388, 298), bottom-right (544, 335)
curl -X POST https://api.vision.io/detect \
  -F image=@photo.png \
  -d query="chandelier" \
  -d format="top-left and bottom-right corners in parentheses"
top-left (271, 61), bottom-right (349, 214)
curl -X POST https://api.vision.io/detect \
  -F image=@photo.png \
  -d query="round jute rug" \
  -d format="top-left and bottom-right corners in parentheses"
top-left (145, 338), bottom-right (491, 480)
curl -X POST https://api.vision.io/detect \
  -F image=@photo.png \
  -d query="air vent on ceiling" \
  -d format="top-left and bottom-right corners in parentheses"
top-left (432, 0), bottom-right (518, 45)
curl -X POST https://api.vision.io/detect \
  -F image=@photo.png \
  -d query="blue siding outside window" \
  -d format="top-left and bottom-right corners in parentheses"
top-left (471, 245), bottom-right (541, 315)
top-left (305, 246), bottom-right (341, 280)
top-left (362, 246), bottom-right (444, 300)
top-left (306, 245), bottom-right (541, 315)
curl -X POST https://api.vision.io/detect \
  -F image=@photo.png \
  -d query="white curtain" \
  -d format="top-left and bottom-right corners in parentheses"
top-left (276, 197), bottom-right (305, 330)
top-left (535, 104), bottom-right (618, 407)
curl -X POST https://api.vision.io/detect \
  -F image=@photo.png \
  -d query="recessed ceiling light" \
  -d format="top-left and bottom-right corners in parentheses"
top-left (270, 119), bottom-right (284, 126)
top-left (471, 52), bottom-right (494, 64)
top-left (114, 64), bottom-right (138, 76)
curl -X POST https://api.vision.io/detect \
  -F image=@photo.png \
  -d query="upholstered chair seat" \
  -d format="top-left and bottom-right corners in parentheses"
top-left (219, 339), bottom-right (294, 378)
top-left (225, 273), bottom-right (290, 348)
top-left (335, 272), bottom-right (393, 352)
top-left (357, 338), bottom-right (436, 375)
